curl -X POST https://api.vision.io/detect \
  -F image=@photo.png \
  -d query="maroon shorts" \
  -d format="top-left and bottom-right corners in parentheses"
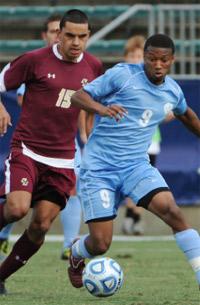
top-left (0, 149), bottom-right (76, 209)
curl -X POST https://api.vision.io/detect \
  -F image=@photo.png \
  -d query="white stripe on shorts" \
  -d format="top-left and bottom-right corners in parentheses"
top-left (5, 154), bottom-right (11, 194)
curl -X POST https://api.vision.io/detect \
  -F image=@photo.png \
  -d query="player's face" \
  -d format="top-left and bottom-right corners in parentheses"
top-left (124, 48), bottom-right (143, 64)
top-left (42, 20), bottom-right (60, 46)
top-left (144, 46), bottom-right (175, 85)
top-left (58, 21), bottom-right (90, 62)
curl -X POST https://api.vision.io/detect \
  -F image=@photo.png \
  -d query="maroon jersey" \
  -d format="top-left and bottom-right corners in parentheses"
top-left (3, 45), bottom-right (103, 159)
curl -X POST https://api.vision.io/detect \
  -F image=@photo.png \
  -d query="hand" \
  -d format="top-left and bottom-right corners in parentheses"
top-left (100, 104), bottom-right (128, 122)
top-left (0, 102), bottom-right (12, 136)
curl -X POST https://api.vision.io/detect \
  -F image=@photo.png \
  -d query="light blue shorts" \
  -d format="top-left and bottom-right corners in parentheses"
top-left (79, 161), bottom-right (169, 222)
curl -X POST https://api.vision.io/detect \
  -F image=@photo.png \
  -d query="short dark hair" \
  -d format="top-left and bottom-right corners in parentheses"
top-left (60, 9), bottom-right (90, 30)
top-left (42, 14), bottom-right (62, 32)
top-left (144, 34), bottom-right (175, 54)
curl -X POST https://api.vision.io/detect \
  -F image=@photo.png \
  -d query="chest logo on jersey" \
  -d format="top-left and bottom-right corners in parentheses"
top-left (164, 102), bottom-right (173, 114)
top-left (56, 89), bottom-right (75, 108)
top-left (81, 78), bottom-right (88, 87)
top-left (48, 73), bottom-right (56, 79)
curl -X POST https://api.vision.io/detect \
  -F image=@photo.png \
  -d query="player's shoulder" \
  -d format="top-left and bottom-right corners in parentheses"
top-left (112, 62), bottom-right (143, 74)
top-left (9, 46), bottom-right (51, 70)
top-left (108, 63), bottom-right (143, 82)
top-left (165, 75), bottom-right (183, 95)
top-left (83, 52), bottom-right (103, 70)
top-left (22, 46), bottom-right (52, 61)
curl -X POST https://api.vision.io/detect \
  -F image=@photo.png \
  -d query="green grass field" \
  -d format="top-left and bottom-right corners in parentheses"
top-left (0, 240), bottom-right (199, 305)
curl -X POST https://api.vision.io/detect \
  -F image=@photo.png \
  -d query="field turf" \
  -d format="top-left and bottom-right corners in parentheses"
top-left (0, 240), bottom-right (199, 305)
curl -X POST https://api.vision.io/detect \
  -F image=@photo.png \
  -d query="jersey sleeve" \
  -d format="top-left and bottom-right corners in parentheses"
top-left (1, 53), bottom-right (35, 92)
top-left (173, 88), bottom-right (188, 115)
top-left (83, 64), bottom-right (128, 102)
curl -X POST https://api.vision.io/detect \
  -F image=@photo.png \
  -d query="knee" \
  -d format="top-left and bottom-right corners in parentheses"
top-left (30, 219), bottom-right (51, 237)
top-left (167, 205), bottom-right (183, 219)
top-left (6, 199), bottom-right (29, 221)
top-left (151, 196), bottom-right (181, 219)
top-left (90, 236), bottom-right (111, 255)
top-left (160, 203), bottom-right (185, 223)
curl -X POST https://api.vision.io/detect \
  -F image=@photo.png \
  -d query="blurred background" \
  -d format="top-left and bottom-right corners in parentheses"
top-left (0, 0), bottom-right (200, 235)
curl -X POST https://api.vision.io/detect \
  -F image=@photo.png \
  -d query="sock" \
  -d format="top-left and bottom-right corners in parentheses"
top-left (0, 203), bottom-right (7, 230)
top-left (60, 196), bottom-right (81, 250)
top-left (72, 235), bottom-right (94, 259)
top-left (0, 230), bottom-right (43, 281)
top-left (0, 223), bottom-right (14, 240)
top-left (175, 228), bottom-right (200, 285)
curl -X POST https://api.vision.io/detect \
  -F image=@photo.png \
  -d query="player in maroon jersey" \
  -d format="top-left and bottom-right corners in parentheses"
top-left (0, 9), bottom-right (105, 294)
top-left (0, 13), bottom-right (63, 263)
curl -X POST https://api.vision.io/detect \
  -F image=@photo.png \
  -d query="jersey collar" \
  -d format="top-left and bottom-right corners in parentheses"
top-left (52, 44), bottom-right (83, 63)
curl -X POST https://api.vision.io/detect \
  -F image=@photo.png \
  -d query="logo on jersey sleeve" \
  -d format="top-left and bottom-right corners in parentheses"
top-left (48, 73), bottom-right (56, 79)
top-left (56, 89), bottom-right (75, 108)
top-left (21, 178), bottom-right (29, 186)
top-left (81, 78), bottom-right (88, 87)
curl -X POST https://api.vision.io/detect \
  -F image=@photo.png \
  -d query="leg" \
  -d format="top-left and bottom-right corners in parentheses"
top-left (0, 191), bottom-right (31, 294)
top-left (61, 136), bottom-right (82, 259)
top-left (0, 200), bottom-right (60, 288)
top-left (0, 191), bottom-right (31, 230)
top-left (68, 168), bottom-right (118, 288)
top-left (60, 195), bottom-right (82, 260)
top-left (147, 191), bottom-right (189, 233)
top-left (148, 191), bottom-right (200, 287)
top-left (0, 224), bottom-right (14, 263)
top-left (83, 220), bottom-right (113, 256)
top-left (0, 224), bottom-right (14, 241)
top-left (0, 201), bottom-right (14, 261)
top-left (122, 198), bottom-right (144, 235)
top-left (27, 200), bottom-right (60, 244)
top-left (0, 149), bottom-right (37, 230)
top-left (68, 219), bottom-right (113, 288)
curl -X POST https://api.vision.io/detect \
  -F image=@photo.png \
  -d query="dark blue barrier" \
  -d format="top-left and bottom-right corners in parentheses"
top-left (157, 80), bottom-right (200, 205)
top-left (0, 80), bottom-right (200, 205)
top-left (0, 90), bottom-right (21, 184)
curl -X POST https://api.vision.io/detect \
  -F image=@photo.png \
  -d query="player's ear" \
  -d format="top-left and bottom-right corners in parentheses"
top-left (171, 55), bottom-right (175, 65)
top-left (57, 30), bottom-right (62, 41)
top-left (41, 31), bottom-right (46, 42)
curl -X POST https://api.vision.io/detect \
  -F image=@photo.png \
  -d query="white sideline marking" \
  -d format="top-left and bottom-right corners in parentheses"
top-left (10, 234), bottom-right (174, 242)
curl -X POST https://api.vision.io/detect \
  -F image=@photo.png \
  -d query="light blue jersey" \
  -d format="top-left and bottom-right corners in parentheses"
top-left (79, 63), bottom-right (188, 222)
top-left (82, 63), bottom-right (187, 170)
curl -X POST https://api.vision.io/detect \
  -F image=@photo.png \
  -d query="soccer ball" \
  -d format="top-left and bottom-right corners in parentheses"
top-left (82, 257), bottom-right (124, 297)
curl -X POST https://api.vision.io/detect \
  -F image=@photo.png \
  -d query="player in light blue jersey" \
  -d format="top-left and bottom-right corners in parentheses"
top-left (67, 34), bottom-right (200, 291)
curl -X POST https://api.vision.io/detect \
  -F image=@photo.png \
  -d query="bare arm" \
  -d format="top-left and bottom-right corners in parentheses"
top-left (175, 107), bottom-right (200, 137)
top-left (77, 110), bottom-right (88, 144)
top-left (86, 112), bottom-right (95, 138)
top-left (17, 94), bottom-right (24, 107)
top-left (71, 89), bottom-right (127, 121)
